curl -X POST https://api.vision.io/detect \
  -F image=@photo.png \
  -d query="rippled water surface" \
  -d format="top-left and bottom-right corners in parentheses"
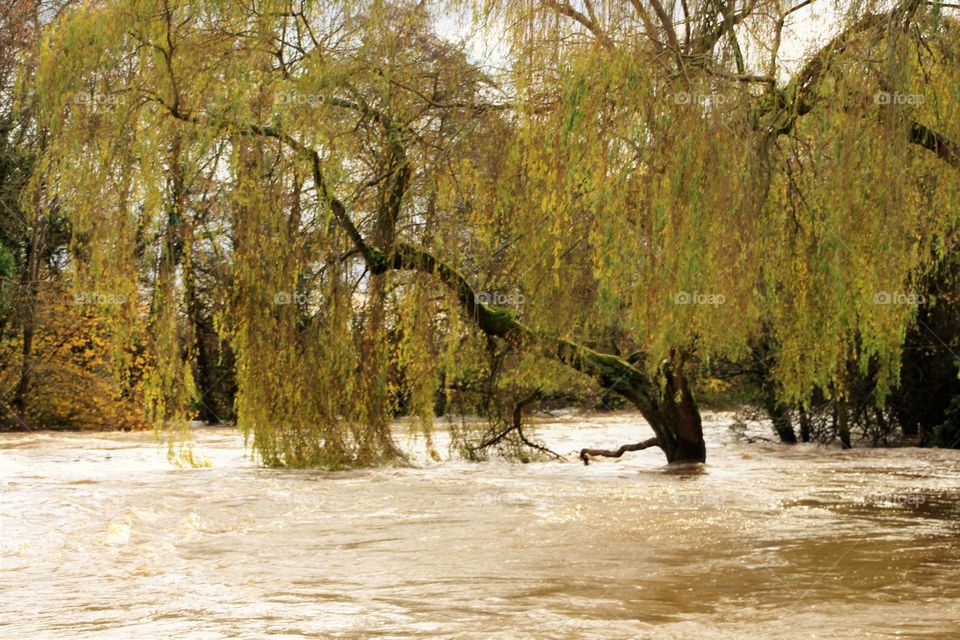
top-left (2, 414), bottom-right (960, 639)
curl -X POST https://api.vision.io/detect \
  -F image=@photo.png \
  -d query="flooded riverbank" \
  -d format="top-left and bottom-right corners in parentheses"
top-left (2, 413), bottom-right (959, 638)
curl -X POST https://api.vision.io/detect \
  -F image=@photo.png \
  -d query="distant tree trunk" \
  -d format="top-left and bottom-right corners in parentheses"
top-left (752, 335), bottom-right (796, 443)
top-left (872, 406), bottom-right (888, 446)
top-left (770, 405), bottom-right (797, 443)
top-left (798, 409), bottom-right (812, 443)
top-left (763, 391), bottom-right (797, 443)
top-left (918, 423), bottom-right (930, 447)
top-left (13, 225), bottom-right (43, 424)
top-left (434, 370), bottom-right (448, 417)
top-left (184, 258), bottom-right (219, 423)
top-left (900, 420), bottom-right (919, 438)
top-left (13, 318), bottom-right (34, 423)
top-left (837, 400), bottom-right (852, 449)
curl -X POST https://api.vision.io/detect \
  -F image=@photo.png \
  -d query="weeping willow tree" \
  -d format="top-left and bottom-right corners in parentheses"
top-left (32, 0), bottom-right (534, 466)
top-left (32, 0), bottom-right (960, 466)
top-left (487, 0), bottom-right (960, 457)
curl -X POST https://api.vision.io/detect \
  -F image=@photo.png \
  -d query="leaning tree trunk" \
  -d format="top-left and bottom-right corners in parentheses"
top-left (656, 363), bottom-right (707, 463)
top-left (763, 398), bottom-right (797, 444)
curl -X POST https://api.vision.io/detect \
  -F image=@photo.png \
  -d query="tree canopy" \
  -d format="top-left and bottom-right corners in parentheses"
top-left (21, 0), bottom-right (960, 465)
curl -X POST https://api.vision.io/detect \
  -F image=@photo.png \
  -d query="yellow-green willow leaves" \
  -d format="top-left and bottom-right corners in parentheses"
top-left (497, 0), bottom-right (960, 404)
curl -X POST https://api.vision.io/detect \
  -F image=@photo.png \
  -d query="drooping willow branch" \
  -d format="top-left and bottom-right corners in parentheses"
top-left (156, 98), bottom-right (672, 459)
top-left (467, 388), bottom-right (563, 460)
top-left (151, 26), bottom-right (960, 462)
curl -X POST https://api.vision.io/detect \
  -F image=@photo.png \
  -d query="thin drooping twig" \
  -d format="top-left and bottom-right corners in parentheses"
top-left (579, 437), bottom-right (660, 465)
top-left (514, 408), bottom-right (564, 461)
top-left (515, 429), bottom-right (564, 461)
top-left (470, 389), bottom-right (540, 451)
top-left (469, 389), bottom-right (561, 460)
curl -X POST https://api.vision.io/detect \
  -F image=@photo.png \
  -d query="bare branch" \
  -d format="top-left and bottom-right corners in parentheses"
top-left (627, 0), bottom-right (660, 44)
top-left (647, 0), bottom-right (683, 55)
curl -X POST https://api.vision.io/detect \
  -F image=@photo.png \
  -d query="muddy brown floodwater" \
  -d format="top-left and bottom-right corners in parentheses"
top-left (2, 413), bottom-right (959, 639)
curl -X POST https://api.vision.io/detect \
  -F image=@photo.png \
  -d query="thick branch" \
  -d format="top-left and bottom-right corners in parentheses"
top-left (377, 242), bottom-right (662, 419)
top-left (910, 120), bottom-right (960, 172)
top-left (772, 13), bottom-right (887, 134)
top-left (542, 0), bottom-right (614, 49)
top-left (689, 0), bottom-right (759, 57)
top-left (627, 0), bottom-right (660, 45)
top-left (765, 5), bottom-right (960, 173)
top-left (388, 79), bottom-right (511, 113)
top-left (647, 0), bottom-right (683, 54)
top-left (309, 151), bottom-right (378, 264)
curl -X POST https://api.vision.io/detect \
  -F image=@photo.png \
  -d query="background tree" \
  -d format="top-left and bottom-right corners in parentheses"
top-left (0, 0), bottom-right (148, 431)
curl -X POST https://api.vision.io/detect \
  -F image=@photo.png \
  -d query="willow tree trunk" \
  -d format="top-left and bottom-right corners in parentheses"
top-left (754, 338), bottom-right (797, 443)
top-left (13, 225), bottom-right (42, 425)
top-left (184, 259), bottom-right (220, 424)
top-left (653, 363), bottom-right (707, 463)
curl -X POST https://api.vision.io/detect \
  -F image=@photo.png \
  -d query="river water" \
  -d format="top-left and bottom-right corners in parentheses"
top-left (2, 413), bottom-right (959, 639)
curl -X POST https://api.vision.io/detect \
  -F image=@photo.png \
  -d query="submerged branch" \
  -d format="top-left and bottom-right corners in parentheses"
top-left (579, 437), bottom-right (660, 465)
